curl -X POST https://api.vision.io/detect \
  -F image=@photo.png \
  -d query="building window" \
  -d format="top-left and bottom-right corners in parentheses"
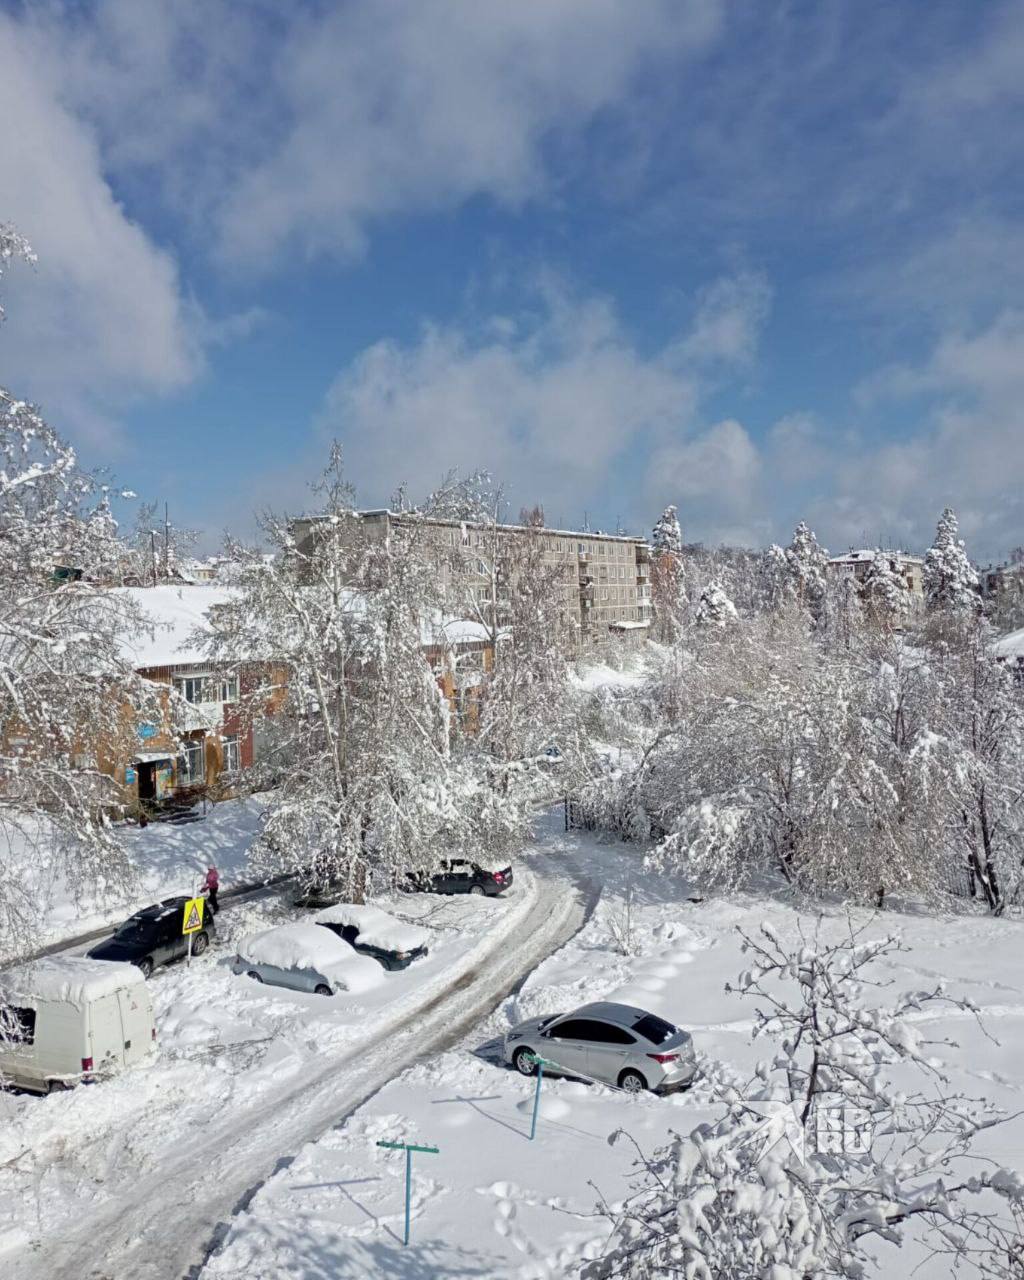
top-left (179, 739), bottom-right (205, 786)
top-left (222, 733), bottom-right (240, 774)
top-left (175, 674), bottom-right (239, 704)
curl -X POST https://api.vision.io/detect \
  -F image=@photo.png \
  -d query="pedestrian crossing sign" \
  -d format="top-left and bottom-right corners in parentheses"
top-left (182, 897), bottom-right (205, 934)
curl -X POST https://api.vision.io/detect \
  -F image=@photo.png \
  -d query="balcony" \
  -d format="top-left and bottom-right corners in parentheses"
top-left (635, 544), bottom-right (651, 563)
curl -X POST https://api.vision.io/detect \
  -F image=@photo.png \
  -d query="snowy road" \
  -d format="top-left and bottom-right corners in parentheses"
top-left (14, 847), bottom-right (597, 1280)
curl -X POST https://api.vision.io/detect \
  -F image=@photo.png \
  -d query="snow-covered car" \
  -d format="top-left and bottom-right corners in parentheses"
top-left (232, 924), bottom-right (383, 996)
top-left (404, 858), bottom-right (513, 897)
top-left (88, 895), bottom-right (216, 978)
top-left (0, 958), bottom-right (156, 1094)
top-left (504, 1001), bottom-right (696, 1094)
top-left (313, 904), bottom-right (430, 970)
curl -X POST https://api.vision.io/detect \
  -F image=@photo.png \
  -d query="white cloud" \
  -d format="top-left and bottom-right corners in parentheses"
top-left (314, 272), bottom-right (770, 529)
top-left (0, 13), bottom-right (198, 444)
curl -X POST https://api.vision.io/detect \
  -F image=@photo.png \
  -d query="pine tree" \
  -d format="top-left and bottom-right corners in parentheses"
top-left (651, 504), bottom-right (682, 556)
top-left (785, 520), bottom-right (829, 623)
top-left (861, 550), bottom-right (908, 628)
top-left (924, 507), bottom-right (979, 613)
top-left (693, 579), bottom-right (737, 628)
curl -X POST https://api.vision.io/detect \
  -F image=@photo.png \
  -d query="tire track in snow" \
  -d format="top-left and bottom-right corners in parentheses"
top-left (16, 847), bottom-right (598, 1280)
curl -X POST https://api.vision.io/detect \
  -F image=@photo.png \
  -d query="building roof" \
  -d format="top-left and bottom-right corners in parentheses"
top-left (994, 628), bottom-right (1024, 660)
top-left (829, 549), bottom-right (924, 566)
top-left (114, 585), bottom-right (236, 669)
top-left (354, 509), bottom-right (647, 544)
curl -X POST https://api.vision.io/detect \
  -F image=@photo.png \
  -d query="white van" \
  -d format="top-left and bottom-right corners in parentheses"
top-left (0, 957), bottom-right (156, 1094)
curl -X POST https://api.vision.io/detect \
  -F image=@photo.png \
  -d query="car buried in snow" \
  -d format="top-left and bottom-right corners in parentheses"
top-left (312, 903), bottom-right (430, 970)
top-left (232, 923), bottom-right (383, 996)
top-left (87, 895), bottom-right (216, 979)
top-left (403, 857), bottom-right (513, 897)
top-left (504, 1001), bottom-right (696, 1094)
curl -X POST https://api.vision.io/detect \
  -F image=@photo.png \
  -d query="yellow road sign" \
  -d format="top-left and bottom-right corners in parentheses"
top-left (182, 897), bottom-right (205, 935)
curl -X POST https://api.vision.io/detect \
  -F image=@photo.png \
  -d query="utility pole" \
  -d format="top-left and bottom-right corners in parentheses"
top-left (164, 502), bottom-right (170, 577)
top-left (150, 530), bottom-right (158, 586)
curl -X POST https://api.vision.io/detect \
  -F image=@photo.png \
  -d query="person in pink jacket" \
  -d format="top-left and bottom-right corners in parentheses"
top-left (201, 865), bottom-right (220, 914)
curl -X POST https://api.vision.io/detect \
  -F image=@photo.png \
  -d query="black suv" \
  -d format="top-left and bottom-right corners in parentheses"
top-left (405, 858), bottom-right (513, 897)
top-left (88, 895), bottom-right (215, 978)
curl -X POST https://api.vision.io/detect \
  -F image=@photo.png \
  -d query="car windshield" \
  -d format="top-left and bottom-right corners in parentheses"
top-left (115, 917), bottom-right (160, 940)
top-left (632, 1013), bottom-right (678, 1044)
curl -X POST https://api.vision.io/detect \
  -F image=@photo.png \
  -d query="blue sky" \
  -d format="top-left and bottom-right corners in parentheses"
top-left (1, 1), bottom-right (1023, 558)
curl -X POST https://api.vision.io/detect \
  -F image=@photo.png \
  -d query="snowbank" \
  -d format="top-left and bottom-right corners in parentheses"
top-left (312, 904), bottom-right (429, 952)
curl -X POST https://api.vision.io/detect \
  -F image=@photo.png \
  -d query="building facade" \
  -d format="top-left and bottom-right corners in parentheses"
top-left (827, 549), bottom-right (925, 606)
top-left (294, 510), bottom-right (653, 643)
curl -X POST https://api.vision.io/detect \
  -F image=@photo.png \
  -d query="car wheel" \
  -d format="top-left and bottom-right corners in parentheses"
top-left (618, 1069), bottom-right (648, 1094)
top-left (136, 957), bottom-right (154, 979)
top-left (513, 1046), bottom-right (538, 1076)
top-left (192, 931), bottom-right (209, 956)
top-left (247, 970), bottom-right (264, 983)
top-left (469, 885), bottom-right (485, 896)
top-left (314, 983), bottom-right (333, 997)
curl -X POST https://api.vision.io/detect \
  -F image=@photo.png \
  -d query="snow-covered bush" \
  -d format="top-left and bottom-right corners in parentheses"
top-left (587, 924), bottom-right (1024, 1279)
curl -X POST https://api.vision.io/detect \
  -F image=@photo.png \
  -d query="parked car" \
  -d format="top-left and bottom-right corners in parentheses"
top-left (292, 877), bottom-right (348, 910)
top-left (404, 858), bottom-right (513, 897)
top-left (87, 895), bottom-right (216, 978)
top-left (503, 1001), bottom-right (696, 1094)
top-left (232, 923), bottom-right (383, 996)
top-left (0, 957), bottom-right (156, 1094)
top-left (314, 903), bottom-right (429, 970)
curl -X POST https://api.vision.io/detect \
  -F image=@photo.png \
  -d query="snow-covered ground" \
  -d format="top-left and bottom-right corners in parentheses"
top-left (9, 794), bottom-right (268, 954)
top-left (201, 811), bottom-right (1024, 1279)
top-left (1, 820), bottom-right (595, 1280)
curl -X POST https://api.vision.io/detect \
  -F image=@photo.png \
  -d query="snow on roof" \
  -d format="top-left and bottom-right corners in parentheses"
top-left (1, 956), bottom-right (146, 1006)
top-left (829, 549), bottom-right (924, 566)
top-left (313, 904), bottom-right (429, 952)
top-left (238, 924), bottom-right (383, 992)
top-left (421, 613), bottom-right (492, 648)
top-left (994, 628), bottom-right (1024, 660)
top-left (114, 585), bottom-right (236, 668)
top-left (608, 619), bottom-right (651, 630)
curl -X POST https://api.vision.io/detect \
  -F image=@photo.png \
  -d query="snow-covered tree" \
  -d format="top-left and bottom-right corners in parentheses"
top-left (588, 924), bottom-right (1024, 1279)
top-left (651, 505), bottom-right (681, 556)
top-left (756, 542), bottom-right (790, 612)
top-left (0, 225), bottom-right (148, 954)
top-left (650, 505), bottom-right (684, 641)
top-left (861, 549), bottom-right (909, 629)
top-left (924, 507), bottom-right (979, 615)
top-left (692, 579), bottom-right (737, 629)
top-left (784, 519), bottom-right (829, 624)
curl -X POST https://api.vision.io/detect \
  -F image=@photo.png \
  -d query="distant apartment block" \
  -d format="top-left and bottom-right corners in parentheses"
top-left (827, 549), bottom-right (925, 605)
top-left (292, 510), bottom-right (653, 642)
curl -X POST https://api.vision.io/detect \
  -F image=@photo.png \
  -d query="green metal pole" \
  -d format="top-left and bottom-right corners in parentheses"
top-left (530, 1061), bottom-right (545, 1140)
top-left (404, 1145), bottom-right (412, 1247)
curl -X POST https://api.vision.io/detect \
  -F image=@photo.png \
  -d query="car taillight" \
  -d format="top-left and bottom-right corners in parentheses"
top-left (81, 1057), bottom-right (93, 1072)
top-left (493, 872), bottom-right (505, 883)
top-left (647, 1053), bottom-right (679, 1064)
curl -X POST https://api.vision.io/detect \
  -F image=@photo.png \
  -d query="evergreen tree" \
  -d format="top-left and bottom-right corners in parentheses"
top-left (693, 579), bottom-right (737, 628)
top-left (862, 550), bottom-right (908, 628)
top-left (784, 520), bottom-right (829, 624)
top-left (651, 504), bottom-right (682, 556)
top-left (924, 507), bottom-right (979, 613)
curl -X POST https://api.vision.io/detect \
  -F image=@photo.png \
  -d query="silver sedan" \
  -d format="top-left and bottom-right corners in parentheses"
top-left (504, 1000), bottom-right (696, 1094)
